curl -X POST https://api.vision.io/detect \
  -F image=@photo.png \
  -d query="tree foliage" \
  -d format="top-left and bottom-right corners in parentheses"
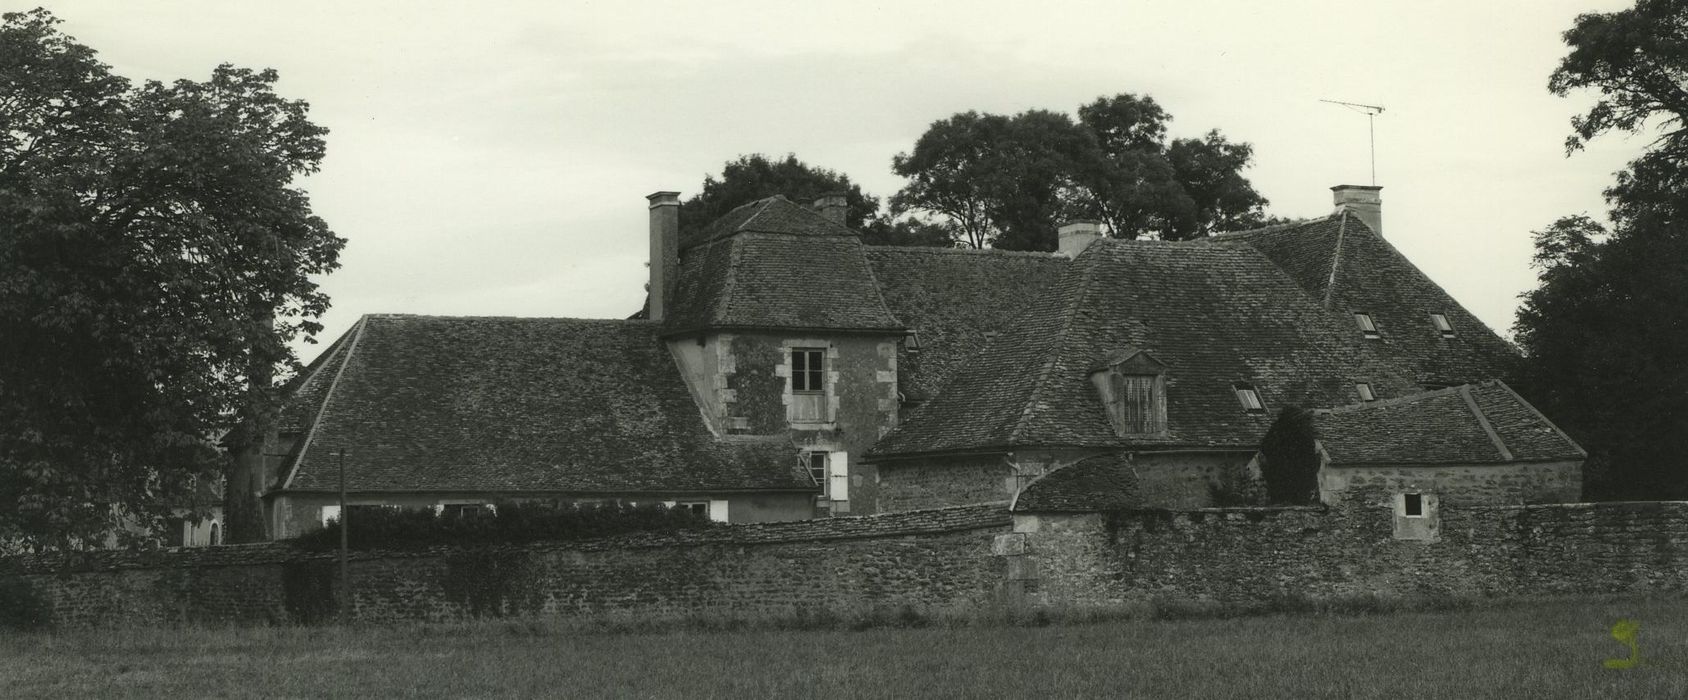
top-left (679, 153), bottom-right (950, 247)
top-left (1257, 406), bottom-right (1320, 505)
top-left (891, 93), bottom-right (1272, 250)
top-left (1516, 0), bottom-right (1688, 499)
top-left (0, 9), bottom-right (343, 549)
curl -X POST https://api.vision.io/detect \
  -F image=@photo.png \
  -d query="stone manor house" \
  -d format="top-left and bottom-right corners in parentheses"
top-left (241, 185), bottom-right (1587, 539)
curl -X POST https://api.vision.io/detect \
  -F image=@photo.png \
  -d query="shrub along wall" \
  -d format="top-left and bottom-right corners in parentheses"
top-left (1013, 500), bottom-right (1688, 607)
top-left (0, 505), bottom-right (1011, 629)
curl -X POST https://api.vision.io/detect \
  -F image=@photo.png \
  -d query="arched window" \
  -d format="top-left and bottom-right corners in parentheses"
top-left (209, 523), bottom-right (221, 547)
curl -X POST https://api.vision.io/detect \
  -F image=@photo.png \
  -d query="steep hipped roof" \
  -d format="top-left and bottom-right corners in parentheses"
top-left (278, 315), bottom-right (811, 494)
top-left (863, 246), bottom-right (1068, 401)
top-left (1315, 381), bottom-right (1585, 465)
top-left (1012, 453), bottom-right (1141, 512)
top-left (1222, 213), bottom-right (1518, 385)
top-left (870, 236), bottom-right (1419, 458)
top-left (663, 198), bottom-right (903, 335)
top-left (681, 195), bottom-right (861, 250)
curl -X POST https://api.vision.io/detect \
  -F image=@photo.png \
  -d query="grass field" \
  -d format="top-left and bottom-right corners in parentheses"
top-left (5, 596), bottom-right (1687, 698)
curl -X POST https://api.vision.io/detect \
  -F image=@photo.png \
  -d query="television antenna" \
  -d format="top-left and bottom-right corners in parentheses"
top-left (1320, 99), bottom-right (1385, 185)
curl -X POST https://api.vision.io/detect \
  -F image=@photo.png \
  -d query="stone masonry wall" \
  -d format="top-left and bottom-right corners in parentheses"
top-left (1, 505), bottom-right (1010, 629)
top-left (1015, 500), bottom-right (1688, 608)
top-left (877, 455), bottom-right (1012, 512)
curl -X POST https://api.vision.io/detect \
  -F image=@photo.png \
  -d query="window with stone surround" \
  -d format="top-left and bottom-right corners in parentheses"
top-left (803, 450), bottom-right (849, 503)
top-left (790, 347), bottom-right (827, 423)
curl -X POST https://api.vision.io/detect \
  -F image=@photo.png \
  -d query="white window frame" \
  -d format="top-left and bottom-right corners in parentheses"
top-left (1354, 312), bottom-right (1380, 338)
top-left (1429, 313), bottom-right (1455, 338)
top-left (1234, 384), bottom-right (1266, 413)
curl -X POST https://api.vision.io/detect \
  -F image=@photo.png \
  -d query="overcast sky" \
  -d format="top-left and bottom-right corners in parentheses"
top-left (43, 0), bottom-right (1643, 363)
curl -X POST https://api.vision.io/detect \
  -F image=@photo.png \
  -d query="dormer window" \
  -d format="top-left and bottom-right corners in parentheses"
top-left (1234, 383), bottom-right (1266, 413)
top-left (1356, 383), bottom-right (1376, 402)
top-left (1429, 313), bottom-right (1455, 338)
top-left (1354, 312), bottom-right (1379, 339)
top-left (1090, 349), bottom-right (1168, 437)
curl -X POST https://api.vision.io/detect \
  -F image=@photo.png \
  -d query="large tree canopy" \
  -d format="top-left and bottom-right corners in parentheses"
top-left (891, 93), bottom-right (1273, 250)
top-left (0, 9), bottom-right (343, 548)
top-left (679, 153), bottom-right (949, 247)
top-left (1515, 0), bottom-right (1688, 500)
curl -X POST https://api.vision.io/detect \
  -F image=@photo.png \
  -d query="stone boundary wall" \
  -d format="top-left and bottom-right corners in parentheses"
top-left (0, 504), bottom-right (1011, 628)
top-left (1014, 501), bottom-right (1688, 607)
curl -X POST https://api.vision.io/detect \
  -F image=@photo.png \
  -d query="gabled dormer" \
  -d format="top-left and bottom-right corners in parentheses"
top-left (1089, 348), bottom-right (1169, 437)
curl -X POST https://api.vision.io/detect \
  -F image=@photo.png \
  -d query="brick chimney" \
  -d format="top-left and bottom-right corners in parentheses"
top-left (1331, 185), bottom-right (1382, 235)
top-left (647, 191), bottom-right (680, 321)
top-left (1057, 220), bottom-right (1102, 258)
top-left (813, 192), bottom-right (848, 225)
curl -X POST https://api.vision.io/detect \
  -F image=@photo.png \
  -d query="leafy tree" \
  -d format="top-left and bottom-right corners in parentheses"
top-left (1514, 0), bottom-right (1688, 500)
top-left (891, 94), bottom-right (1272, 250)
top-left (1257, 406), bottom-right (1319, 505)
top-left (0, 9), bottom-right (343, 548)
top-left (676, 153), bottom-right (938, 246)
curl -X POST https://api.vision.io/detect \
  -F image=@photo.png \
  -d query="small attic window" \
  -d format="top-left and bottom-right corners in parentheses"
top-left (1234, 383), bottom-right (1266, 413)
top-left (905, 330), bottom-right (922, 353)
top-left (1429, 313), bottom-right (1455, 338)
top-left (1091, 349), bottom-right (1168, 437)
top-left (1356, 383), bottom-right (1376, 402)
top-left (1403, 493), bottom-right (1424, 517)
top-left (1354, 313), bottom-right (1380, 339)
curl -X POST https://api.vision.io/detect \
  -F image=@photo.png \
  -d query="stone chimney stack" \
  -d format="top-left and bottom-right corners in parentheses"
top-left (1057, 220), bottom-right (1102, 258)
top-left (1331, 185), bottom-right (1382, 235)
top-left (646, 191), bottom-right (680, 321)
top-left (813, 192), bottom-right (848, 226)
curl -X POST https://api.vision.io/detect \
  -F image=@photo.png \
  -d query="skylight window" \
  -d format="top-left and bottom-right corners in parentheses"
top-left (1429, 313), bottom-right (1455, 338)
top-left (1356, 383), bottom-right (1376, 402)
top-left (1354, 313), bottom-right (1379, 339)
top-left (1234, 383), bottom-right (1266, 413)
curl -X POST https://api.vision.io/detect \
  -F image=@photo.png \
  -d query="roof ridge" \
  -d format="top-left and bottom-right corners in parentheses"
top-left (1209, 215), bottom-right (1336, 238)
top-left (1008, 244), bottom-right (1101, 445)
top-left (1318, 382), bottom-right (1478, 414)
top-left (1460, 384), bottom-right (1514, 461)
top-left (862, 245), bottom-right (1064, 259)
top-left (280, 315), bottom-right (372, 491)
top-left (1320, 210), bottom-right (1349, 310)
top-left (361, 314), bottom-right (657, 325)
top-left (734, 198), bottom-right (776, 233)
top-left (1491, 380), bottom-right (1589, 458)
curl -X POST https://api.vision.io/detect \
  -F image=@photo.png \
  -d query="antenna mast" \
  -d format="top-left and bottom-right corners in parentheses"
top-left (1320, 99), bottom-right (1385, 185)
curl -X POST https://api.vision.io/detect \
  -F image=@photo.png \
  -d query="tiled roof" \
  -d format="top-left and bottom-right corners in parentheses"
top-left (278, 315), bottom-right (812, 494)
top-left (1012, 453), bottom-right (1140, 512)
top-left (1315, 381), bottom-right (1585, 465)
top-left (1222, 213), bottom-right (1519, 385)
top-left (863, 247), bottom-right (1068, 401)
top-left (870, 236), bottom-right (1419, 457)
top-left (663, 232), bottom-right (904, 335)
top-left (680, 195), bottom-right (860, 251)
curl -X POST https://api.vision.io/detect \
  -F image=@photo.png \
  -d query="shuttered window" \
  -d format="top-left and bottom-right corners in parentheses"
top-left (1111, 373), bottom-right (1160, 434)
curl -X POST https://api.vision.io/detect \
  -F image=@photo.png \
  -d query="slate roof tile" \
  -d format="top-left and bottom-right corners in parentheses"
top-left (862, 246), bottom-right (1068, 401)
top-left (1223, 213), bottom-right (1519, 385)
top-left (1315, 381), bottom-right (1584, 465)
top-left (279, 315), bottom-right (812, 494)
top-left (1011, 452), bottom-right (1141, 512)
top-left (870, 236), bottom-right (1419, 457)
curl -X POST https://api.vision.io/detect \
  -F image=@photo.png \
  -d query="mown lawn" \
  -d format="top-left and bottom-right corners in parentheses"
top-left (4, 596), bottom-right (1687, 698)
